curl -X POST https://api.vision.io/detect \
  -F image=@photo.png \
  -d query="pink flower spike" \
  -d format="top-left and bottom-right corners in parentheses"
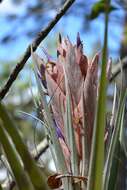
top-left (32, 35), bottom-right (113, 174)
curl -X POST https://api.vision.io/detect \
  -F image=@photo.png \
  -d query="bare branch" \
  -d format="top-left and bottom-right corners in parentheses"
top-left (0, 0), bottom-right (75, 100)
top-left (109, 57), bottom-right (127, 82)
top-left (32, 138), bottom-right (49, 161)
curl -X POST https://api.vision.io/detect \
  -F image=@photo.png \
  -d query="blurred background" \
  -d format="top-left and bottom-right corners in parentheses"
top-left (0, 0), bottom-right (127, 184)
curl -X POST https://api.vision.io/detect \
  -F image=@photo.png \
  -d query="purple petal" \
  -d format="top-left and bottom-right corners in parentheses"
top-left (53, 119), bottom-right (65, 141)
top-left (77, 32), bottom-right (82, 48)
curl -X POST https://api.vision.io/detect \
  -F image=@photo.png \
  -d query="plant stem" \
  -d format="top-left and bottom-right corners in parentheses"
top-left (87, 1), bottom-right (110, 190)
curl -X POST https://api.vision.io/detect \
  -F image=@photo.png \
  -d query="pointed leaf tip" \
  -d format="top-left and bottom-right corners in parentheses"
top-left (58, 33), bottom-right (62, 44)
top-left (77, 32), bottom-right (82, 48)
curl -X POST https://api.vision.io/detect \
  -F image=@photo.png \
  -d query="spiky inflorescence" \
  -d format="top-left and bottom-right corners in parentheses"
top-left (33, 34), bottom-right (111, 175)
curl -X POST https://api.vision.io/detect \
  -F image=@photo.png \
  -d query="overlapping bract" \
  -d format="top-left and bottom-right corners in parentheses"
top-left (34, 34), bottom-right (110, 173)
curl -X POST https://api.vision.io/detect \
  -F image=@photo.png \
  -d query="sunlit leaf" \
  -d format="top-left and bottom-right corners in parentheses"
top-left (89, 0), bottom-right (117, 20)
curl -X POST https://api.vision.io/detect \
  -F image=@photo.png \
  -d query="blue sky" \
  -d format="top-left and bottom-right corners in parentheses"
top-left (0, 0), bottom-right (125, 61)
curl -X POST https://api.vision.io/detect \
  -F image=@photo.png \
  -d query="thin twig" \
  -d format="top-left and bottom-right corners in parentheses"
top-left (109, 56), bottom-right (127, 82)
top-left (32, 138), bottom-right (49, 161)
top-left (0, 0), bottom-right (75, 100)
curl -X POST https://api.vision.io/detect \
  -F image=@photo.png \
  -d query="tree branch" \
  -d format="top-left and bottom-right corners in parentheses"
top-left (0, 0), bottom-right (75, 100)
top-left (109, 57), bottom-right (127, 82)
top-left (31, 138), bottom-right (49, 161)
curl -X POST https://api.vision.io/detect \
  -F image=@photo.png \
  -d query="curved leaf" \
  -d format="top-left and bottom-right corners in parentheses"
top-left (0, 121), bottom-right (34, 190)
top-left (0, 103), bottom-right (48, 190)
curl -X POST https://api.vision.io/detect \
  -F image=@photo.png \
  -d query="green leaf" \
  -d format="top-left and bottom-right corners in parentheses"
top-left (107, 143), bottom-right (120, 190)
top-left (103, 55), bottom-right (127, 190)
top-left (0, 120), bottom-right (34, 190)
top-left (89, 0), bottom-right (117, 20)
top-left (103, 90), bottom-right (127, 190)
top-left (0, 103), bottom-right (49, 190)
top-left (120, 96), bottom-right (127, 158)
top-left (0, 183), bottom-right (3, 190)
top-left (87, 1), bottom-right (110, 190)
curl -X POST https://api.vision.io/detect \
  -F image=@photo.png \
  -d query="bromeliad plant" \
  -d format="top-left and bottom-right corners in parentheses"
top-left (0, 33), bottom-right (126, 190)
top-left (0, 1), bottom-right (126, 190)
top-left (0, 2), bottom-right (126, 187)
top-left (31, 33), bottom-right (127, 190)
top-left (32, 34), bottom-right (98, 189)
top-left (33, 34), bottom-right (99, 177)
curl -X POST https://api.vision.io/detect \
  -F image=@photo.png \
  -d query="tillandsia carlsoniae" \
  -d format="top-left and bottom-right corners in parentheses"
top-left (32, 33), bottom-right (111, 180)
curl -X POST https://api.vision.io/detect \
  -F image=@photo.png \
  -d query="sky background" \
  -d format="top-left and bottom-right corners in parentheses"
top-left (0, 0), bottom-right (125, 62)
